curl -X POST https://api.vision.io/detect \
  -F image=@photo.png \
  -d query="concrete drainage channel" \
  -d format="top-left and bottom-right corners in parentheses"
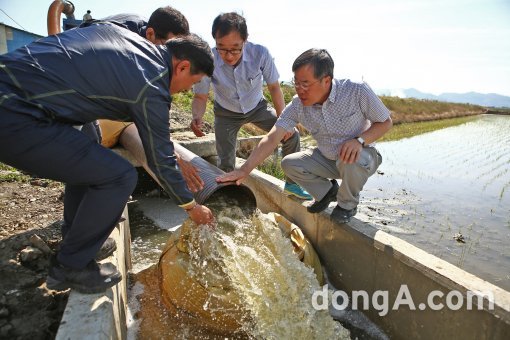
top-left (55, 206), bottom-right (131, 339)
top-left (55, 137), bottom-right (510, 339)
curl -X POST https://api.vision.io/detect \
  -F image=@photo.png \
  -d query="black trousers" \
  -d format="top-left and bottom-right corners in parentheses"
top-left (0, 109), bottom-right (137, 269)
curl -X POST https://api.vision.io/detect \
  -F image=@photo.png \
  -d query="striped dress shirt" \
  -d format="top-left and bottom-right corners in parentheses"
top-left (276, 79), bottom-right (390, 160)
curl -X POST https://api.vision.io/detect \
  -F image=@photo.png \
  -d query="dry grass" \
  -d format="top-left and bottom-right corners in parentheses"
top-left (380, 96), bottom-right (486, 124)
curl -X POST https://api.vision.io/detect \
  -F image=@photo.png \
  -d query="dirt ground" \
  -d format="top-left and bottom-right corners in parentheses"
top-left (0, 179), bottom-right (68, 339)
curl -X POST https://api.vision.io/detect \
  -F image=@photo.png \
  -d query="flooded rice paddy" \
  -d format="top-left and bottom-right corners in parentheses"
top-left (357, 114), bottom-right (510, 290)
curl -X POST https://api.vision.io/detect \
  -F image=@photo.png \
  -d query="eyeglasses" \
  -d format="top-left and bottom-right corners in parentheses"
top-left (291, 77), bottom-right (322, 91)
top-left (216, 47), bottom-right (243, 56)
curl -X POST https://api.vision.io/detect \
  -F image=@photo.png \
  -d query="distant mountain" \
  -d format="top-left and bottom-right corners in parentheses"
top-left (376, 88), bottom-right (510, 108)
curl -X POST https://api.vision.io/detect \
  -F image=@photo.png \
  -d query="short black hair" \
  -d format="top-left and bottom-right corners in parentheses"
top-left (166, 34), bottom-right (214, 77)
top-left (211, 12), bottom-right (248, 41)
top-left (292, 48), bottom-right (334, 79)
top-left (148, 6), bottom-right (190, 39)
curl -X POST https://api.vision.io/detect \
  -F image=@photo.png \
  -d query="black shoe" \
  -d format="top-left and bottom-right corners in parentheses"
top-left (331, 205), bottom-right (357, 223)
top-left (46, 257), bottom-right (122, 294)
top-left (306, 180), bottom-right (339, 213)
top-left (57, 237), bottom-right (117, 261)
top-left (95, 237), bottom-right (117, 261)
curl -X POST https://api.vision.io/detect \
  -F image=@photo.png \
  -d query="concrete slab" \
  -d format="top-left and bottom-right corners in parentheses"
top-left (135, 197), bottom-right (187, 232)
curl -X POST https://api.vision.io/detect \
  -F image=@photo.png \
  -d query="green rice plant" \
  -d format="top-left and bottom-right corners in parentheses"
top-left (379, 116), bottom-right (478, 142)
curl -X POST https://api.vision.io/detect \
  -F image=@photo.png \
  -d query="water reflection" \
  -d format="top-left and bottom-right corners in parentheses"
top-left (358, 114), bottom-right (510, 290)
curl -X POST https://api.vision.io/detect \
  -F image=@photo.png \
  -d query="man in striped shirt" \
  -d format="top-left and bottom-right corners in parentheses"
top-left (218, 48), bottom-right (392, 223)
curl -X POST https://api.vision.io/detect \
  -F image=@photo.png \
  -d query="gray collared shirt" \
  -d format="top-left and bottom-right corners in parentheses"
top-left (276, 79), bottom-right (391, 160)
top-left (193, 41), bottom-right (279, 114)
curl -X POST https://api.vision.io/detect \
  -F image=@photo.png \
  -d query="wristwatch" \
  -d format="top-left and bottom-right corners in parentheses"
top-left (356, 136), bottom-right (365, 147)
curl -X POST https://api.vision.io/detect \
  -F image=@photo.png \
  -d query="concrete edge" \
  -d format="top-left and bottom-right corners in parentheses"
top-left (111, 136), bottom-right (263, 167)
top-left (373, 229), bottom-right (510, 315)
top-left (55, 206), bottom-right (130, 340)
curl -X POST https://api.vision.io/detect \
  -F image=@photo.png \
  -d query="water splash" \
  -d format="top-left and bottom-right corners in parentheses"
top-left (180, 205), bottom-right (350, 339)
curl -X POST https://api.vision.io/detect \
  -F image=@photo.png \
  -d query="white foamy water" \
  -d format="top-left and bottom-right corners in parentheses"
top-left (179, 204), bottom-right (351, 339)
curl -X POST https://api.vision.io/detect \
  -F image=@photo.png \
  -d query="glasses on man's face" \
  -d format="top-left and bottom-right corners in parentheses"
top-left (291, 77), bottom-right (322, 91)
top-left (216, 47), bottom-right (243, 56)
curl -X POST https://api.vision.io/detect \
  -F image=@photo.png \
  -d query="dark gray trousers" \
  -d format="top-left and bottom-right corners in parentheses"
top-left (281, 147), bottom-right (382, 210)
top-left (214, 99), bottom-right (300, 182)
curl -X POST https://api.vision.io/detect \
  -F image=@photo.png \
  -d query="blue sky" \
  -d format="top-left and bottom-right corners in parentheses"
top-left (1, 0), bottom-right (510, 96)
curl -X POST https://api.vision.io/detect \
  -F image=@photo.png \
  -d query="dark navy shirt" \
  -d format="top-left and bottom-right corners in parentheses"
top-left (80, 13), bottom-right (149, 38)
top-left (0, 23), bottom-right (193, 203)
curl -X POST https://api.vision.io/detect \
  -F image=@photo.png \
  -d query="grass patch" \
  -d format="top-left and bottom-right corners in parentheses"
top-left (380, 96), bottom-right (482, 116)
top-left (0, 163), bottom-right (31, 182)
top-left (380, 116), bottom-right (478, 142)
top-left (256, 154), bottom-right (285, 180)
top-left (172, 91), bottom-right (215, 126)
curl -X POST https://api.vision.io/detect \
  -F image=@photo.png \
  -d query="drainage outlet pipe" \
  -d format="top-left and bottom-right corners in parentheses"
top-left (173, 142), bottom-right (257, 210)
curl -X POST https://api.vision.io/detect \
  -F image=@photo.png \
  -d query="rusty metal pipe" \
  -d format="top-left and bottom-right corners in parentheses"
top-left (47, 0), bottom-right (75, 35)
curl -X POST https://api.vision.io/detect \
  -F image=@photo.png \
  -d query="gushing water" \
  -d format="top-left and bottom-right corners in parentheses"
top-left (130, 190), bottom-right (351, 339)
top-left (179, 202), bottom-right (350, 339)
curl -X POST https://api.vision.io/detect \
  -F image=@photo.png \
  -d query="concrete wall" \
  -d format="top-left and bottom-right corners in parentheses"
top-left (56, 207), bottom-right (131, 340)
top-left (243, 167), bottom-right (510, 340)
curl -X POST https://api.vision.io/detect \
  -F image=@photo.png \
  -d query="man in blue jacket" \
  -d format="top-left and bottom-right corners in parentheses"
top-left (0, 24), bottom-right (214, 293)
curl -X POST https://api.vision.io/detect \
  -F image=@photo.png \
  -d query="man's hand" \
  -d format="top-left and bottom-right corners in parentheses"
top-left (187, 204), bottom-right (214, 226)
top-left (176, 154), bottom-right (204, 192)
top-left (216, 169), bottom-right (248, 186)
top-left (339, 139), bottom-right (363, 164)
top-left (281, 127), bottom-right (298, 142)
top-left (190, 117), bottom-right (205, 137)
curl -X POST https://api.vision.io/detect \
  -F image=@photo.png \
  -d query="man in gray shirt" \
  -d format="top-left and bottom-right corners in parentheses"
top-left (191, 12), bottom-right (311, 200)
top-left (218, 48), bottom-right (393, 223)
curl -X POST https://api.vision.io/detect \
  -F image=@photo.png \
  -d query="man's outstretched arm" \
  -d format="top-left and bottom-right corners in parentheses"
top-left (216, 125), bottom-right (287, 185)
